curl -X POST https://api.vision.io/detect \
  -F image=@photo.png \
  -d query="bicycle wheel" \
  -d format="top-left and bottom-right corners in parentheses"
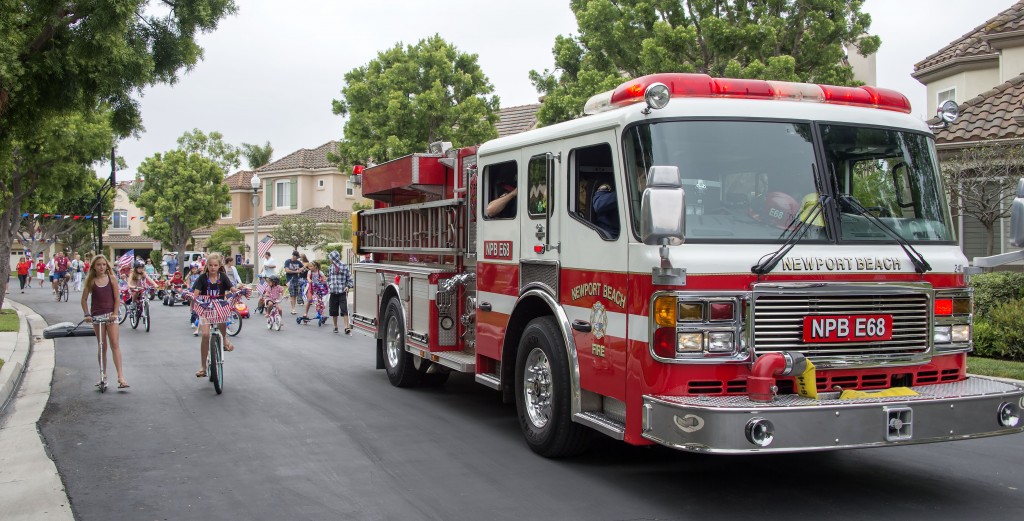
top-left (118, 303), bottom-right (127, 324)
top-left (274, 315), bottom-right (282, 331)
top-left (60, 283), bottom-right (68, 302)
top-left (143, 301), bottom-right (150, 332)
top-left (129, 302), bottom-right (140, 329)
top-left (209, 333), bottom-right (223, 394)
top-left (227, 311), bottom-right (242, 336)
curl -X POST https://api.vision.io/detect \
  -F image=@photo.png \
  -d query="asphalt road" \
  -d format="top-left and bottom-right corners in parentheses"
top-left (8, 286), bottom-right (1023, 521)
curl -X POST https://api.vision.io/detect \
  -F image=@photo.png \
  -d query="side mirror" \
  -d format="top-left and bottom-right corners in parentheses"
top-left (1011, 178), bottom-right (1024, 247)
top-left (640, 166), bottom-right (686, 245)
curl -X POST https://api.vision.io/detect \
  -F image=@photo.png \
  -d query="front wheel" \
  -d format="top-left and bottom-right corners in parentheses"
top-left (514, 317), bottom-right (590, 458)
top-left (209, 334), bottom-right (223, 395)
top-left (143, 301), bottom-right (150, 332)
top-left (118, 303), bottom-right (127, 324)
top-left (60, 284), bottom-right (68, 302)
top-left (129, 303), bottom-right (140, 329)
top-left (382, 298), bottom-right (420, 387)
top-left (227, 311), bottom-right (242, 337)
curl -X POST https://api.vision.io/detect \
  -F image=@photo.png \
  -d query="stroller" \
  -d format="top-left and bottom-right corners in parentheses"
top-left (297, 281), bottom-right (329, 326)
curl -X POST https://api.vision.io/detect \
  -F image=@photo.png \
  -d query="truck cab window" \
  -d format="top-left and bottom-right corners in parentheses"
top-left (527, 154), bottom-right (553, 218)
top-left (569, 143), bottom-right (619, 239)
top-left (483, 160), bottom-right (518, 219)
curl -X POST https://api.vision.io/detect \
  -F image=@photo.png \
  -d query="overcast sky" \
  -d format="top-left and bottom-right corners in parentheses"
top-left (108, 0), bottom-right (1016, 180)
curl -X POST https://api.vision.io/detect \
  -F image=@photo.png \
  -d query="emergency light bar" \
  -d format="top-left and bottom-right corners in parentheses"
top-left (583, 73), bottom-right (912, 115)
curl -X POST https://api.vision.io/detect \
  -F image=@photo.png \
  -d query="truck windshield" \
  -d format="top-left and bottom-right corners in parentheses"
top-left (624, 120), bottom-right (955, 244)
top-left (624, 120), bottom-right (821, 241)
top-left (821, 124), bottom-right (954, 243)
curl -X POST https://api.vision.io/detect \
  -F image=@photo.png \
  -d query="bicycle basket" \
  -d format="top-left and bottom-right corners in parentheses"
top-left (191, 297), bottom-right (233, 323)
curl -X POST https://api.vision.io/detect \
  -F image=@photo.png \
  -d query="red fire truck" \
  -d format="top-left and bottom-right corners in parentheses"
top-left (350, 73), bottom-right (1024, 456)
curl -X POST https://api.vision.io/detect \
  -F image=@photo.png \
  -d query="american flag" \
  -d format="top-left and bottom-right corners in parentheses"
top-left (257, 236), bottom-right (274, 258)
top-left (117, 250), bottom-right (135, 271)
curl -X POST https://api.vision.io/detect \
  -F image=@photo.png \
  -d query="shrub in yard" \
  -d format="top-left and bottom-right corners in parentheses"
top-left (970, 271), bottom-right (1024, 317)
top-left (972, 299), bottom-right (1024, 361)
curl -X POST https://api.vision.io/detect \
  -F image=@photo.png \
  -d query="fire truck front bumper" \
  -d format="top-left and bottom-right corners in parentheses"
top-left (641, 376), bottom-right (1024, 453)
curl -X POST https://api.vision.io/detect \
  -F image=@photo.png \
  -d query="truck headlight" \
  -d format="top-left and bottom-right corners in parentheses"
top-left (678, 332), bottom-right (703, 353)
top-left (707, 331), bottom-right (735, 353)
top-left (933, 325), bottom-right (951, 344)
top-left (951, 324), bottom-right (970, 343)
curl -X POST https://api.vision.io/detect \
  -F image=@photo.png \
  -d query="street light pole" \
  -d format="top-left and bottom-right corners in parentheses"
top-left (251, 173), bottom-right (261, 283)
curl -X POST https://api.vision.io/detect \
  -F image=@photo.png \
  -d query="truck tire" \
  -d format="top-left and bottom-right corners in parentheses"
top-left (382, 298), bottom-right (420, 387)
top-left (515, 316), bottom-right (590, 457)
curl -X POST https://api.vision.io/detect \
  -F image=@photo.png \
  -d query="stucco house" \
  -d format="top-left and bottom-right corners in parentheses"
top-left (913, 0), bottom-right (1024, 262)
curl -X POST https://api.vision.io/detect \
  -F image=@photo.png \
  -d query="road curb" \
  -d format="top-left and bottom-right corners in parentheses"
top-left (0, 300), bottom-right (31, 413)
top-left (0, 299), bottom-right (75, 521)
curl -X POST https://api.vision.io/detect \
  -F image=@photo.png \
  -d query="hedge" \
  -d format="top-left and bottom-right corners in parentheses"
top-left (972, 299), bottom-right (1024, 361)
top-left (970, 271), bottom-right (1024, 317)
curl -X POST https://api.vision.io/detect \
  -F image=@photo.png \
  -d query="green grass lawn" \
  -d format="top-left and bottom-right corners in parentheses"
top-left (0, 309), bottom-right (18, 332)
top-left (967, 356), bottom-right (1024, 381)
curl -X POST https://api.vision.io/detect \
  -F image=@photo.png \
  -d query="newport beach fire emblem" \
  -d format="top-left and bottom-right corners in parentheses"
top-left (590, 301), bottom-right (608, 339)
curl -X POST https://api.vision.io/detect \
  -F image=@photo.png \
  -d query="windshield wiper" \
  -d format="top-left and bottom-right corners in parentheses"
top-left (751, 194), bottom-right (828, 275)
top-left (839, 195), bottom-right (931, 274)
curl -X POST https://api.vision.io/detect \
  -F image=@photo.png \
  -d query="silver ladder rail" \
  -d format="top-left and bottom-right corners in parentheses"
top-left (358, 199), bottom-right (464, 255)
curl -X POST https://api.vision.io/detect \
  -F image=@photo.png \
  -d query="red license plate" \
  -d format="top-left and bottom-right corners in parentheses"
top-left (802, 314), bottom-right (893, 343)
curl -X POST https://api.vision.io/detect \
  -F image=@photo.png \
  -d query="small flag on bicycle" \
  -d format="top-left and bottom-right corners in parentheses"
top-left (257, 236), bottom-right (274, 258)
top-left (117, 249), bottom-right (135, 271)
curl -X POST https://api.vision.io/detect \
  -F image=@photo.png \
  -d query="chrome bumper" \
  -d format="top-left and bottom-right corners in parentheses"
top-left (642, 377), bottom-right (1024, 453)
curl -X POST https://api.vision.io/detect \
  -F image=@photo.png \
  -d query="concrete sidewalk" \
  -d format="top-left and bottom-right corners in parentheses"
top-left (0, 300), bottom-right (74, 520)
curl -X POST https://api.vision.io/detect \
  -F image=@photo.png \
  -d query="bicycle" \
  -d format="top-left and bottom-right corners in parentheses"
top-left (188, 288), bottom-right (250, 394)
top-left (117, 286), bottom-right (131, 325)
top-left (128, 287), bottom-right (151, 332)
top-left (297, 282), bottom-right (328, 326)
top-left (56, 275), bottom-right (70, 302)
top-left (265, 299), bottom-right (283, 331)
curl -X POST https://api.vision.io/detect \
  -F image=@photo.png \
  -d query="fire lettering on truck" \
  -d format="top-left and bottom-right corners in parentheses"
top-left (571, 283), bottom-right (626, 309)
top-left (781, 256), bottom-right (902, 272)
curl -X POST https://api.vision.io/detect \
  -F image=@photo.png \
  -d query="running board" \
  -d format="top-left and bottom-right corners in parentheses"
top-left (574, 412), bottom-right (625, 440)
top-left (407, 347), bottom-right (475, 373)
top-left (475, 373), bottom-right (501, 390)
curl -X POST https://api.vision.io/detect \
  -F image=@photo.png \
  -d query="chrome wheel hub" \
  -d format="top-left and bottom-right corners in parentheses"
top-left (386, 315), bottom-right (401, 368)
top-left (523, 348), bottom-right (552, 429)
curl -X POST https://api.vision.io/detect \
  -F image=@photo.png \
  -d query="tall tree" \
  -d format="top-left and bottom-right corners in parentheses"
top-left (332, 34), bottom-right (500, 165)
top-left (272, 217), bottom-right (329, 251)
top-left (530, 0), bottom-right (880, 124)
top-left (942, 143), bottom-right (1024, 257)
top-left (0, 109), bottom-right (117, 307)
top-left (134, 151), bottom-right (230, 271)
top-left (241, 142), bottom-right (274, 169)
top-left (0, 0), bottom-right (237, 305)
top-left (177, 129), bottom-right (242, 175)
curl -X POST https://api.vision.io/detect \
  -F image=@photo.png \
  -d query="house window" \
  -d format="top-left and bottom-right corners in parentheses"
top-left (346, 179), bottom-right (354, 196)
top-left (112, 210), bottom-right (128, 230)
top-left (222, 200), bottom-right (232, 219)
top-left (318, 178), bottom-right (326, 190)
top-left (937, 87), bottom-right (956, 106)
top-left (275, 180), bottom-right (291, 208)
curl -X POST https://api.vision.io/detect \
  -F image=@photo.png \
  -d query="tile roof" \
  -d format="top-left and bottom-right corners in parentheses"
top-left (223, 170), bottom-right (257, 190)
top-left (496, 104), bottom-right (541, 137)
top-left (102, 234), bottom-right (154, 245)
top-left (913, 1), bottom-right (1024, 78)
top-left (234, 206), bottom-right (351, 229)
top-left (930, 72), bottom-right (1024, 145)
top-left (257, 141), bottom-right (340, 172)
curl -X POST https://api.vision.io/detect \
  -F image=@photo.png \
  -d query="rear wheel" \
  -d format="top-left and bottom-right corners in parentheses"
top-left (382, 298), bottom-right (420, 387)
top-left (210, 334), bottom-right (223, 394)
top-left (227, 311), bottom-right (242, 336)
top-left (515, 317), bottom-right (590, 457)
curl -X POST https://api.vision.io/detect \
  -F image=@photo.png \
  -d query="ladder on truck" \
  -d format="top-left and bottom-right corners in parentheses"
top-left (357, 199), bottom-right (465, 257)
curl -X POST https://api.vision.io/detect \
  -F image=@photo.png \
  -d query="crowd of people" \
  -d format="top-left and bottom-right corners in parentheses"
top-left (14, 247), bottom-right (357, 390)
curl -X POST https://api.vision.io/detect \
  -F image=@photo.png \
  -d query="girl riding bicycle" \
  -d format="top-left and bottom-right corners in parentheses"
top-left (80, 255), bottom-right (128, 389)
top-left (302, 261), bottom-right (327, 320)
top-left (191, 253), bottom-right (236, 378)
top-left (263, 276), bottom-right (284, 330)
top-left (127, 259), bottom-right (157, 305)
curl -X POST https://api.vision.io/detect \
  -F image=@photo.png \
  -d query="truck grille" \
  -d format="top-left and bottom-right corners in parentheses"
top-left (752, 286), bottom-right (931, 359)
